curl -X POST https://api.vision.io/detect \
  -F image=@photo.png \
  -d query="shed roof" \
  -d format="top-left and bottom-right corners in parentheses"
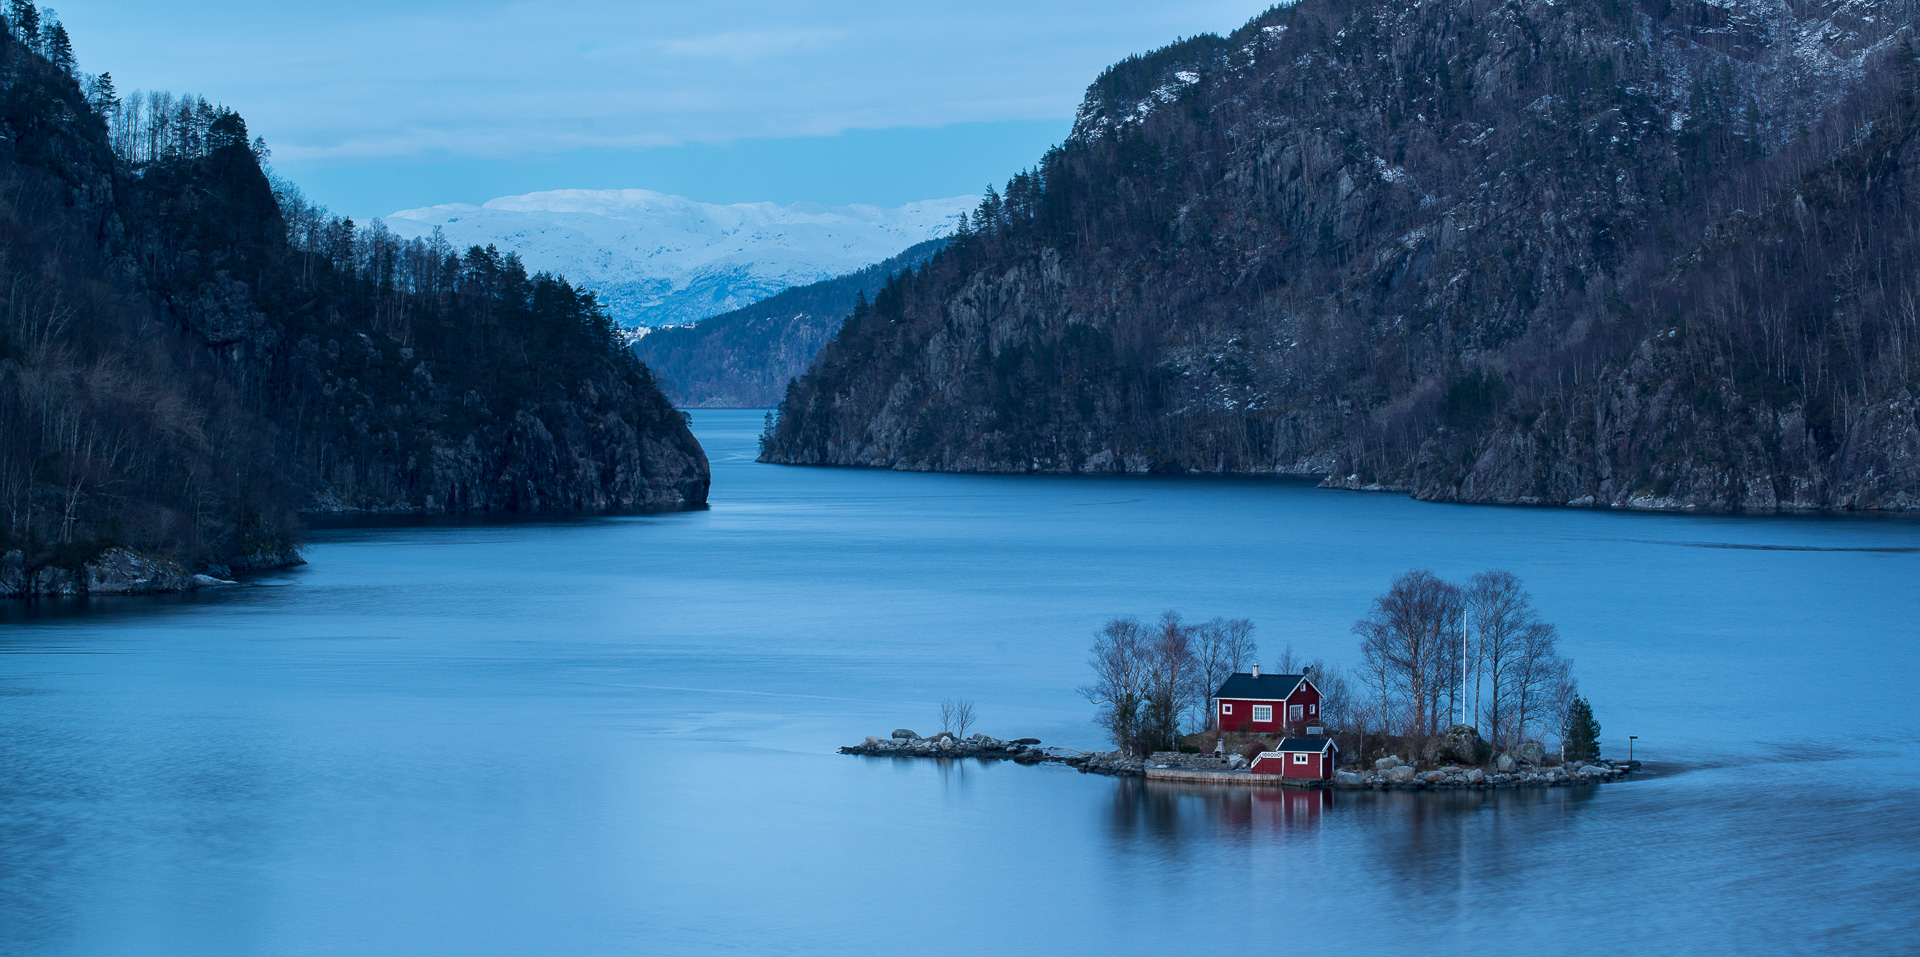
top-left (1214, 672), bottom-right (1305, 700)
top-left (1275, 737), bottom-right (1338, 753)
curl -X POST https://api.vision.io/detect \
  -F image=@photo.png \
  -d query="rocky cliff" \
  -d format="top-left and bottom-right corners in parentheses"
top-left (763, 0), bottom-right (1920, 511)
top-left (633, 239), bottom-right (945, 407)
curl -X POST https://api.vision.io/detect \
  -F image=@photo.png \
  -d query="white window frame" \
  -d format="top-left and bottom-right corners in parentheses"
top-left (1308, 703), bottom-right (1316, 715)
top-left (1292, 752), bottom-right (1310, 765)
top-left (1252, 705), bottom-right (1273, 723)
top-left (1221, 702), bottom-right (1233, 715)
top-left (1288, 704), bottom-right (1304, 722)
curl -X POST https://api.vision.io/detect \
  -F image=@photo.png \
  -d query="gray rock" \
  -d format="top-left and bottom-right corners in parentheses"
top-left (891, 729), bottom-right (919, 740)
top-left (1495, 753), bottom-right (1516, 773)
top-left (1467, 768), bottom-right (1486, 784)
top-left (1387, 765), bottom-right (1416, 783)
top-left (937, 737), bottom-right (954, 750)
top-left (1012, 737), bottom-right (1041, 746)
top-left (1228, 754), bottom-right (1248, 769)
top-left (1333, 770), bottom-right (1363, 787)
top-left (1518, 741), bottom-right (1547, 766)
top-left (1438, 724), bottom-right (1491, 765)
top-left (1374, 756), bottom-right (1402, 771)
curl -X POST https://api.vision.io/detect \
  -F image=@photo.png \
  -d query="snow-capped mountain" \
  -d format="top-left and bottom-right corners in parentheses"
top-left (385, 189), bottom-right (976, 327)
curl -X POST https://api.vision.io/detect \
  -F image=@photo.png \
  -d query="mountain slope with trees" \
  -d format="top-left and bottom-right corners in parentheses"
top-left (763, 0), bottom-right (1920, 512)
top-left (633, 239), bottom-right (945, 407)
top-left (0, 6), bottom-right (707, 596)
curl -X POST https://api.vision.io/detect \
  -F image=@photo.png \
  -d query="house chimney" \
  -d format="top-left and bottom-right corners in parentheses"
top-left (1252, 663), bottom-right (1260, 678)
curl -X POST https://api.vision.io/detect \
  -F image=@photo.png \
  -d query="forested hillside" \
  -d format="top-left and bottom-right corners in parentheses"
top-left (0, 6), bottom-right (707, 597)
top-left (765, 0), bottom-right (1920, 512)
top-left (633, 239), bottom-right (944, 407)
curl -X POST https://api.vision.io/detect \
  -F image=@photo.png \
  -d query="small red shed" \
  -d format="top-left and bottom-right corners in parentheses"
top-left (1251, 737), bottom-right (1338, 780)
top-left (1213, 667), bottom-right (1324, 735)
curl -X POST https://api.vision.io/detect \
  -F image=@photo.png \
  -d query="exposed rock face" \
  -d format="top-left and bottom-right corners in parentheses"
top-left (1, 547), bottom-right (264, 598)
top-left (764, 0), bottom-right (1920, 512)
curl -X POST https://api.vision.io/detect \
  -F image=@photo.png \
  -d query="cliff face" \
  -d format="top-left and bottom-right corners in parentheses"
top-left (764, 0), bottom-right (1920, 511)
top-left (0, 21), bottom-right (707, 597)
top-left (634, 239), bottom-right (945, 408)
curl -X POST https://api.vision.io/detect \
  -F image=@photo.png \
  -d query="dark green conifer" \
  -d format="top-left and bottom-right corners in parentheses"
top-left (45, 21), bottom-right (72, 74)
top-left (1562, 696), bottom-right (1601, 762)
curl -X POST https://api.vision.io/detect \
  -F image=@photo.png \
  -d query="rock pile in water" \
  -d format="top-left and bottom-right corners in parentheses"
top-left (838, 730), bottom-right (1145, 776)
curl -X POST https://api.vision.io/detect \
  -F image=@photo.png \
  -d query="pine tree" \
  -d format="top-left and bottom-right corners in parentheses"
top-left (44, 21), bottom-right (72, 74)
top-left (86, 70), bottom-right (117, 116)
top-left (1561, 695), bottom-right (1601, 761)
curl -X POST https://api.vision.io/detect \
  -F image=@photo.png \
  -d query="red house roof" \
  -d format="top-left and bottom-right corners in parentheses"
top-left (1213, 672), bottom-right (1314, 700)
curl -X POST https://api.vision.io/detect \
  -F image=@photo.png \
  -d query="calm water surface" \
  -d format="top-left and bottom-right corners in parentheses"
top-left (3, 409), bottom-right (1918, 955)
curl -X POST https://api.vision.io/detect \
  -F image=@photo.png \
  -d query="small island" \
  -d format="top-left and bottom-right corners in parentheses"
top-left (844, 568), bottom-right (1640, 791)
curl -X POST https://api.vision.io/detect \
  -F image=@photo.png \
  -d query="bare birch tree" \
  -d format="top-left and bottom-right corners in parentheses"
top-left (1355, 570), bottom-right (1463, 739)
top-left (1467, 569), bottom-right (1542, 747)
top-left (1080, 616), bottom-right (1150, 754)
top-left (1142, 611), bottom-right (1198, 752)
top-left (1190, 616), bottom-right (1256, 730)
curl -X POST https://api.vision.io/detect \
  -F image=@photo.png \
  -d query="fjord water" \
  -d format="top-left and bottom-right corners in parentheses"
top-left (3, 410), bottom-right (1917, 956)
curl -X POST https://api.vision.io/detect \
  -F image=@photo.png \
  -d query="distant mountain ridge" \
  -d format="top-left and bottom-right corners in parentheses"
top-left (387, 189), bottom-right (974, 328)
top-left (634, 239), bottom-right (946, 408)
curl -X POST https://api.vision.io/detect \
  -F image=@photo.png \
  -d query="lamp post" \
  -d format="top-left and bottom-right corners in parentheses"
top-left (1628, 735), bottom-right (1638, 767)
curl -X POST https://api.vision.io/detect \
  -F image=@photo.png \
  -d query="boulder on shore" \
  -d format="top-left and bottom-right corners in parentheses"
top-left (892, 729), bottom-right (920, 740)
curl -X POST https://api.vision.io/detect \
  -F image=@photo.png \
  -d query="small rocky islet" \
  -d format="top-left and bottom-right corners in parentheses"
top-left (842, 730), bottom-right (1638, 789)
top-left (839, 730), bottom-right (1145, 776)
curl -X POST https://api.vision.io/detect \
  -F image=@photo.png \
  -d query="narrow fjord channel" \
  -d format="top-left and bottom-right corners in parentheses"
top-left (3, 409), bottom-right (1916, 955)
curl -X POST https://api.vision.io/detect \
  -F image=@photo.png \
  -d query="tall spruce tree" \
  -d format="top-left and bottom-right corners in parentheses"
top-left (1562, 696), bottom-right (1601, 762)
top-left (45, 21), bottom-right (72, 74)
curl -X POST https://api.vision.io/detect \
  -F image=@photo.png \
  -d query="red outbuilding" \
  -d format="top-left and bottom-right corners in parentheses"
top-left (1213, 667), bottom-right (1324, 735)
top-left (1250, 737), bottom-right (1338, 780)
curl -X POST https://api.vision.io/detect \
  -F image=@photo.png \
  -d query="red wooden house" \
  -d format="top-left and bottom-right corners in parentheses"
top-left (1251, 738), bottom-right (1338, 780)
top-left (1213, 666), bottom-right (1324, 735)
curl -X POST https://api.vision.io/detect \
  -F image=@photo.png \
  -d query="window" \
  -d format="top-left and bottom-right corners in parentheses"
top-left (1308, 704), bottom-right (1316, 715)
top-left (1293, 753), bottom-right (1310, 764)
top-left (1252, 705), bottom-right (1273, 723)
top-left (1221, 703), bottom-right (1233, 715)
top-left (1288, 704), bottom-right (1304, 722)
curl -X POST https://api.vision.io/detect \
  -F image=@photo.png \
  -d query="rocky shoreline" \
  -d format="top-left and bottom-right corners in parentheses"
top-left (0, 546), bottom-right (305, 599)
top-left (1145, 750), bottom-right (1637, 789)
top-left (843, 731), bottom-right (1639, 789)
top-left (839, 730), bottom-right (1146, 776)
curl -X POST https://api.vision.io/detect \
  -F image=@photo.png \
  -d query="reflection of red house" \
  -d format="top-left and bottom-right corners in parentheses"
top-left (1251, 738), bottom-right (1337, 780)
top-left (1213, 666), bottom-right (1323, 735)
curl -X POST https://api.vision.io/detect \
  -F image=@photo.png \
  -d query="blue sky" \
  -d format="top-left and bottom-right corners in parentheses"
top-left (54, 1), bottom-right (1277, 219)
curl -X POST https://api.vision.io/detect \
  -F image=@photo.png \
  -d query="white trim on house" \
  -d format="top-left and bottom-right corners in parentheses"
top-left (1221, 702), bottom-right (1233, 715)
top-left (1252, 705), bottom-right (1273, 723)
top-left (1288, 704), bottom-right (1304, 722)
top-left (1293, 752), bottom-right (1310, 764)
